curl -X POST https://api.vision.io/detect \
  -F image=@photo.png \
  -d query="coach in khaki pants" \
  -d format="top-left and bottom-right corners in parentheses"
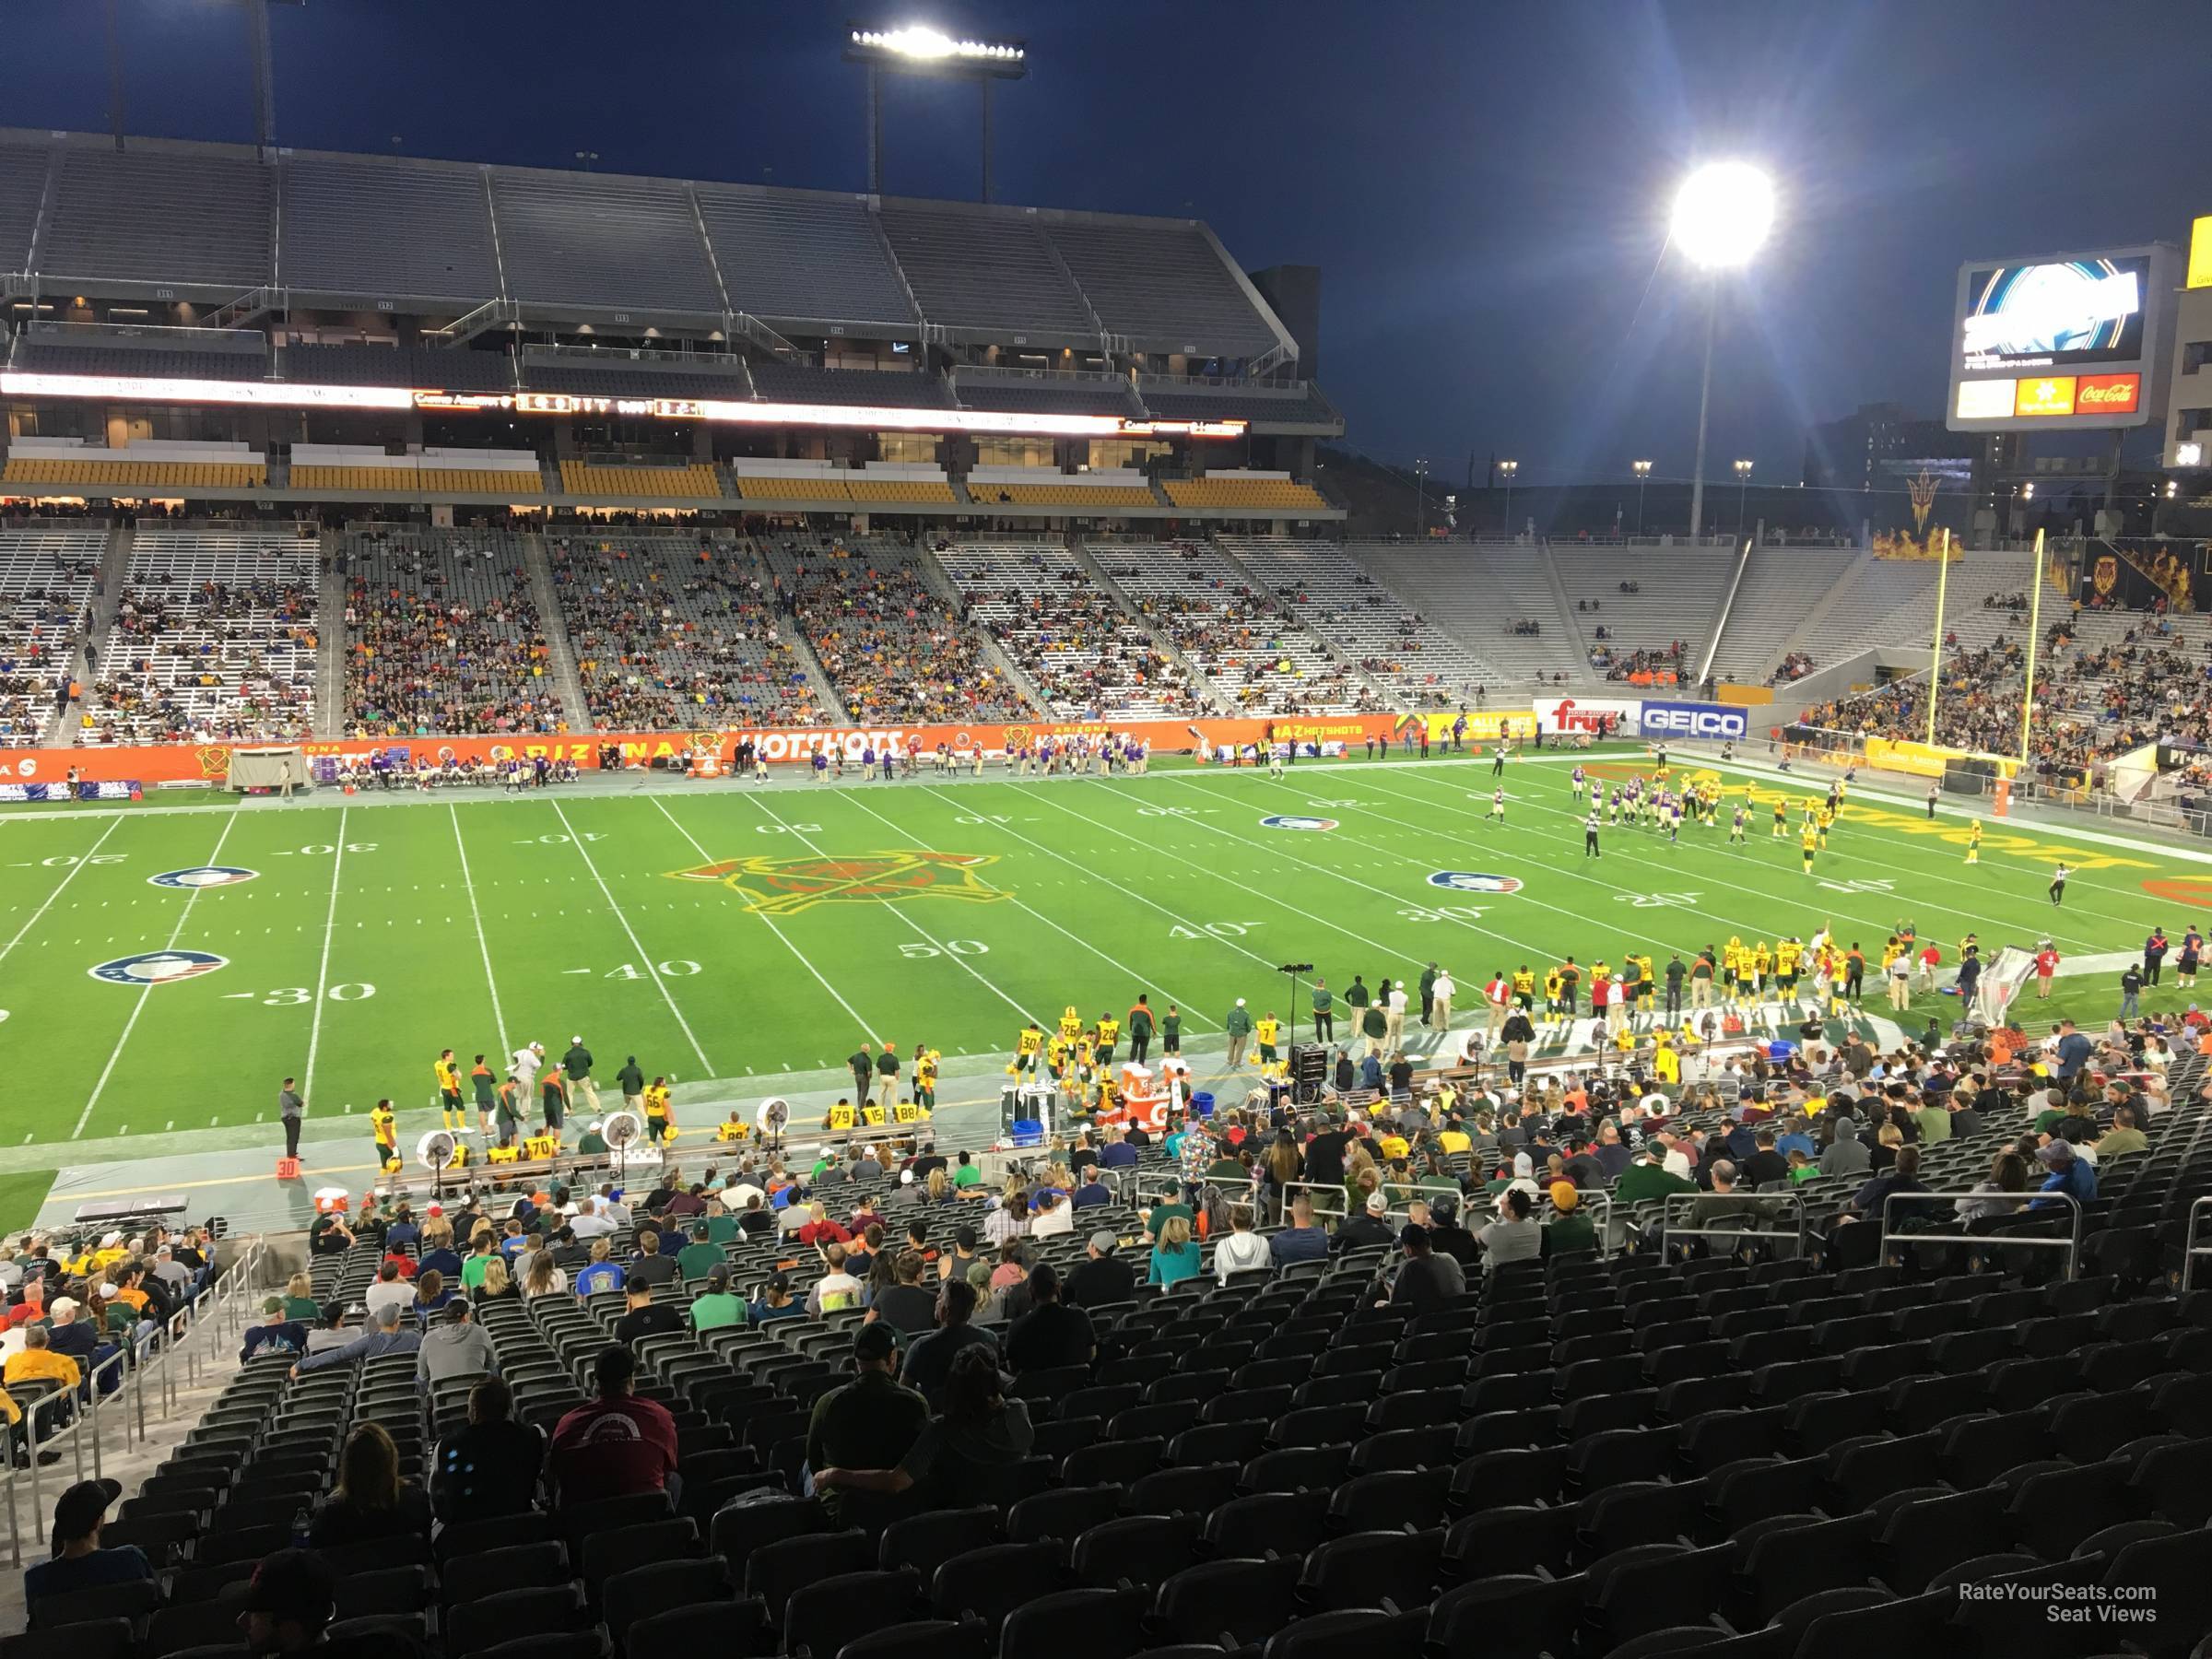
top-left (1887, 957), bottom-right (1912, 1011)
top-left (1430, 971), bottom-right (1455, 1034)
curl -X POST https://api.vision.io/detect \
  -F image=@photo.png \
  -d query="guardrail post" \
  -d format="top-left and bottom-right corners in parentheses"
top-left (1878, 1191), bottom-right (2081, 1281)
top-left (2183, 1196), bottom-right (2212, 1292)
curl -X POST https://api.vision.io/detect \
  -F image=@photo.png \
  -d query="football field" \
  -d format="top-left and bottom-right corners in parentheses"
top-left (0, 748), bottom-right (2202, 1171)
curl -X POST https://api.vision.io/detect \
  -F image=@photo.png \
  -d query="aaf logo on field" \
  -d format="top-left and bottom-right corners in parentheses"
top-left (671, 851), bottom-right (1007, 916)
top-left (1259, 816), bottom-right (1337, 831)
top-left (1430, 871), bottom-right (1524, 895)
top-left (149, 866), bottom-right (259, 889)
top-left (89, 950), bottom-right (229, 986)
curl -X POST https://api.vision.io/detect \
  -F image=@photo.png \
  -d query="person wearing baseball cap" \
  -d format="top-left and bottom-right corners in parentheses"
top-left (1543, 1182), bottom-right (1597, 1258)
top-left (239, 1547), bottom-right (336, 1655)
top-left (25, 1477), bottom-right (148, 1601)
top-left (805, 1318), bottom-right (927, 1530)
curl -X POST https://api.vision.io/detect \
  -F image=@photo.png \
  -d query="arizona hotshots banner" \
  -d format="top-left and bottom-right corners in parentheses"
top-left (0, 712), bottom-right (1412, 787)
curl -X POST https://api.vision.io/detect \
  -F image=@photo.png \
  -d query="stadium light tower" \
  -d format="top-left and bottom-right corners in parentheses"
top-left (845, 25), bottom-right (1030, 203)
top-left (1672, 162), bottom-right (1774, 540)
top-left (1414, 456), bottom-right (1429, 537)
top-left (1499, 459), bottom-right (1519, 539)
top-left (1632, 459), bottom-right (1653, 535)
top-left (1734, 458), bottom-right (1754, 532)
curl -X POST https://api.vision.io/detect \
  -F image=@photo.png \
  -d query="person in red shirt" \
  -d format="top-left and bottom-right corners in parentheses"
top-left (549, 1346), bottom-right (678, 1502)
top-left (1916, 943), bottom-right (1941, 991)
top-left (2033, 944), bottom-right (2060, 1000)
top-left (1588, 973), bottom-right (1611, 1021)
top-left (796, 1204), bottom-right (853, 1249)
top-left (1484, 974), bottom-right (1510, 1032)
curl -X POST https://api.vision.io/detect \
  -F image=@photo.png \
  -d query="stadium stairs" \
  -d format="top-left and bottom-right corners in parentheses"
top-left (50, 523), bottom-right (138, 747)
top-left (315, 533), bottom-right (347, 736)
top-left (520, 532), bottom-right (594, 731)
top-left (1066, 539), bottom-right (1239, 715)
top-left (1353, 543), bottom-right (1596, 688)
top-left (907, 537), bottom-right (1054, 714)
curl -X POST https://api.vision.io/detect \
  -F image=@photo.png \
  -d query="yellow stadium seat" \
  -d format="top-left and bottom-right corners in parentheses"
top-left (1164, 477), bottom-right (1330, 512)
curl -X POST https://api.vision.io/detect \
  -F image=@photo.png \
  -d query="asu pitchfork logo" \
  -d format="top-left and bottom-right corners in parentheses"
top-left (670, 851), bottom-right (1009, 915)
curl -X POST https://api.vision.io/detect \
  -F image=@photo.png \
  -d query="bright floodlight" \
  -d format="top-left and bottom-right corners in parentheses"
top-left (849, 26), bottom-right (1027, 65)
top-left (1671, 162), bottom-right (1775, 270)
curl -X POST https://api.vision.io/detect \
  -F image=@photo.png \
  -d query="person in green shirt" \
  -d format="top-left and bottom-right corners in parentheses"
top-left (951, 1151), bottom-right (983, 1189)
top-left (1142, 1186), bottom-right (1194, 1243)
top-left (1614, 1147), bottom-right (1698, 1206)
top-left (1159, 1006), bottom-right (1182, 1057)
top-left (616, 1055), bottom-right (646, 1112)
top-left (2031, 1088), bottom-right (2070, 1137)
top-left (1541, 1182), bottom-right (1597, 1257)
top-left (282, 1272), bottom-right (322, 1324)
top-left (459, 1234), bottom-right (496, 1291)
top-left (689, 1266), bottom-right (747, 1332)
top-left (1418, 963), bottom-right (1438, 1028)
top-left (575, 1123), bottom-right (609, 1156)
top-left (1224, 1000), bottom-right (1253, 1067)
top-left (1360, 1003), bottom-right (1389, 1056)
top-left (707, 1209), bottom-right (741, 1245)
top-left (1311, 979), bottom-right (1335, 1043)
top-left (676, 1224), bottom-right (724, 1282)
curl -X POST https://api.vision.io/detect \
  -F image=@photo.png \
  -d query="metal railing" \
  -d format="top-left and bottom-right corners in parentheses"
top-left (1659, 1190), bottom-right (1811, 1258)
top-left (2183, 1195), bottom-right (2212, 1292)
top-left (0, 1233), bottom-right (266, 1564)
top-left (1878, 1190), bottom-right (2081, 1282)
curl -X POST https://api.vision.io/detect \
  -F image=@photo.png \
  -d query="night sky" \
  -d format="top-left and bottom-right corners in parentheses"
top-left (8, 1), bottom-right (2208, 485)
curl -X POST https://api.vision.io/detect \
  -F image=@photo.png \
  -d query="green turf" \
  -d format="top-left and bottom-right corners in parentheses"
top-left (0, 1171), bottom-right (55, 1233)
top-left (0, 750), bottom-right (2197, 1154)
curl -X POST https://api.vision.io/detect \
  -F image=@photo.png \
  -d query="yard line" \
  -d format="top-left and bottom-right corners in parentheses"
top-left (0, 817), bottom-right (123, 971)
top-left (850, 789), bottom-right (1220, 1030)
top-left (76, 812), bottom-right (237, 1137)
top-left (552, 800), bottom-right (714, 1074)
top-left (649, 794), bottom-right (877, 1041)
top-left (303, 806), bottom-right (350, 1106)
top-left (450, 804), bottom-right (509, 1053)
top-left (745, 794), bottom-right (1041, 1026)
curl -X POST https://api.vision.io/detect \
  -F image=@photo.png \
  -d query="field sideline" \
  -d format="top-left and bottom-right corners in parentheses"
top-left (0, 747), bottom-right (2201, 1174)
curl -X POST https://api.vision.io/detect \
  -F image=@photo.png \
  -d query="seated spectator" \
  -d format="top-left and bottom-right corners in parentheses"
top-left (899, 1278), bottom-right (998, 1405)
top-left (413, 1269), bottom-right (455, 1324)
top-left (1030, 1190), bottom-right (1076, 1240)
top-left (431, 1377), bottom-right (544, 1524)
top-left (1845, 1144), bottom-right (1924, 1220)
top-left (304, 1300), bottom-right (356, 1358)
top-left (865, 1251), bottom-right (937, 1333)
top-left (628, 1229), bottom-right (680, 1288)
top-left (308, 1211), bottom-right (354, 1255)
top-left (417, 1220), bottom-right (463, 1282)
top-left (297, 1301), bottom-right (422, 1375)
top-left (750, 1273), bottom-right (805, 1324)
top-left (1004, 1264), bottom-right (1095, 1373)
top-left (575, 1241), bottom-right (625, 1298)
top-left (808, 1244), bottom-right (865, 1317)
top-left (676, 1225), bottom-right (723, 1282)
top-left (1956, 1150), bottom-right (2030, 1222)
top-left (806, 1322), bottom-right (929, 1530)
top-left (238, 1550), bottom-right (341, 1657)
top-left (459, 1230), bottom-right (499, 1294)
top-left (473, 1257), bottom-right (517, 1307)
top-left (46, 1298), bottom-right (117, 1375)
top-left (1382, 1221), bottom-right (1466, 1311)
top-left (281, 1272), bottom-right (322, 1324)
top-left (1269, 1196), bottom-right (1330, 1265)
top-left (1334, 1190), bottom-right (1397, 1253)
top-left (797, 1203), bottom-right (853, 1249)
top-left (1212, 1205), bottom-right (1271, 1282)
top-left (1477, 1188), bottom-right (1540, 1274)
top-left (690, 1267), bottom-right (746, 1332)
top-left (307, 1422), bottom-right (432, 1547)
top-left (2034, 1137), bottom-right (2097, 1206)
top-left (418, 1300), bottom-right (500, 1388)
top-left (1541, 1183), bottom-right (1597, 1257)
top-left (549, 1346), bottom-right (678, 1502)
top-left (365, 1261), bottom-right (415, 1321)
top-left (818, 1344), bottom-right (1037, 1510)
top-left (25, 1478), bottom-right (149, 1602)
top-left (1064, 1231), bottom-right (1134, 1308)
top-left (615, 1281), bottom-right (684, 1347)
top-left (1069, 1169), bottom-right (1112, 1212)
top-left (241, 1297), bottom-right (308, 1364)
top-left (1147, 1217), bottom-right (1202, 1286)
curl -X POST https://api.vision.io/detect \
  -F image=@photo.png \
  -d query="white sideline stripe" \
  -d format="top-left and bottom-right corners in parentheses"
top-left (745, 794), bottom-right (1041, 1026)
top-left (849, 789), bottom-right (1219, 1032)
top-left (0, 817), bottom-right (123, 969)
top-left (76, 812), bottom-right (237, 1137)
top-left (302, 806), bottom-right (348, 1106)
top-left (649, 794), bottom-right (877, 1041)
top-left (552, 799), bottom-right (713, 1073)
top-left (451, 803), bottom-right (508, 1053)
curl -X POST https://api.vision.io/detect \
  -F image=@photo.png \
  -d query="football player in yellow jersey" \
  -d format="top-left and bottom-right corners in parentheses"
top-left (1751, 941), bottom-right (1773, 994)
top-left (1775, 938), bottom-right (1802, 997)
top-left (1543, 969), bottom-right (1565, 1016)
top-left (1253, 1011), bottom-right (1281, 1065)
top-left (1093, 1071), bottom-right (1117, 1122)
top-left (1635, 955), bottom-right (1657, 1016)
top-left (1057, 1006), bottom-right (1084, 1042)
top-left (643, 1077), bottom-right (673, 1141)
top-left (434, 1050), bottom-right (465, 1132)
top-left (1816, 806), bottom-right (1833, 848)
top-left (1965, 821), bottom-right (1982, 865)
top-left (1044, 1035), bottom-right (1070, 1084)
top-left (1801, 823), bottom-right (1818, 875)
top-left (1014, 1021), bottom-right (1044, 1076)
top-left (1096, 1013), bottom-right (1122, 1064)
top-left (1722, 938), bottom-right (1741, 1001)
top-left (1771, 800), bottom-right (1787, 839)
top-left (370, 1099), bottom-right (398, 1169)
top-left (1512, 965), bottom-right (1537, 1006)
top-left (914, 1048), bottom-right (939, 1111)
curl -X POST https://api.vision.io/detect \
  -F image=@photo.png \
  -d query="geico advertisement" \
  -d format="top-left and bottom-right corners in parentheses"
top-left (1637, 700), bottom-right (1750, 739)
top-left (1533, 697), bottom-right (1641, 735)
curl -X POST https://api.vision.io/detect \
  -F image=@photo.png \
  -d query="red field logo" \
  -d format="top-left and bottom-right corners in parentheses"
top-left (671, 851), bottom-right (1007, 915)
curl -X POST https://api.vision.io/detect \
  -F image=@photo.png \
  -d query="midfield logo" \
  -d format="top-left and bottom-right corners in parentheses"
top-left (670, 851), bottom-right (1008, 915)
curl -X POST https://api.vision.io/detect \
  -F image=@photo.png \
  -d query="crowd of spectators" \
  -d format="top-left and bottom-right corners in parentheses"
top-left (547, 533), bottom-right (832, 730)
top-left (343, 529), bottom-right (563, 737)
top-left (90, 574), bottom-right (317, 743)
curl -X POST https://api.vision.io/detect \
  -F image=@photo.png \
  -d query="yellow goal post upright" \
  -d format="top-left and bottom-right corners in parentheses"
top-left (1924, 526), bottom-right (1952, 747)
top-left (2018, 528), bottom-right (2047, 768)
